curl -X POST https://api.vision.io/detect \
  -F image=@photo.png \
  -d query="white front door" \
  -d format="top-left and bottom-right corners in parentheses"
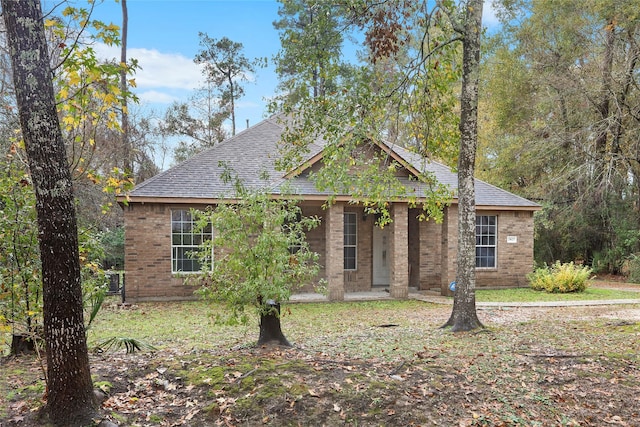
top-left (373, 226), bottom-right (391, 286)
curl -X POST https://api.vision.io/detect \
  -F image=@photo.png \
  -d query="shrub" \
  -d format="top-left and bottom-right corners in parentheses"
top-left (527, 261), bottom-right (592, 293)
top-left (627, 254), bottom-right (640, 284)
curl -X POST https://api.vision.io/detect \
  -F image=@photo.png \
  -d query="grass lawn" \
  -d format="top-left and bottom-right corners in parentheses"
top-left (476, 283), bottom-right (640, 302)
top-left (1, 298), bottom-right (639, 426)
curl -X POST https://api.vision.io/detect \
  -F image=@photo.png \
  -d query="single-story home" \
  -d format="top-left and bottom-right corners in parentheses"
top-left (119, 115), bottom-right (540, 302)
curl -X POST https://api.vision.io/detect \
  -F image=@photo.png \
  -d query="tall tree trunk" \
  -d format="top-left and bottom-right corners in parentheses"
top-left (120, 0), bottom-right (132, 174)
top-left (228, 76), bottom-right (236, 136)
top-left (442, 0), bottom-right (484, 332)
top-left (594, 22), bottom-right (614, 168)
top-left (1, 1), bottom-right (97, 424)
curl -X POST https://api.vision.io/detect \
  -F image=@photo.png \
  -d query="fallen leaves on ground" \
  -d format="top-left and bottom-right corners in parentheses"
top-left (1, 302), bottom-right (639, 426)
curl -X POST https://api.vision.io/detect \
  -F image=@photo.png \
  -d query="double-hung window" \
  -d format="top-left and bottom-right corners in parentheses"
top-left (476, 215), bottom-right (497, 268)
top-left (344, 212), bottom-right (357, 270)
top-left (171, 210), bottom-right (212, 273)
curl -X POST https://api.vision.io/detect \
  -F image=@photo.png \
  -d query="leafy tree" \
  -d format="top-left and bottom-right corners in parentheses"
top-left (2, 0), bottom-right (96, 423)
top-left (160, 86), bottom-right (229, 164)
top-left (276, 0), bottom-right (483, 330)
top-left (100, 225), bottom-right (125, 270)
top-left (0, 151), bottom-right (41, 354)
top-left (352, 0), bottom-right (463, 158)
top-left (194, 33), bottom-right (260, 136)
top-left (480, 0), bottom-right (640, 271)
top-left (42, 3), bottom-right (139, 234)
top-left (0, 152), bottom-right (109, 355)
top-left (275, 2), bottom-right (456, 226)
top-left (192, 174), bottom-right (322, 346)
top-left (273, 0), bottom-right (354, 106)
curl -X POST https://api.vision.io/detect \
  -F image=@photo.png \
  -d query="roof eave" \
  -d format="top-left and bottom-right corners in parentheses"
top-left (119, 195), bottom-right (541, 211)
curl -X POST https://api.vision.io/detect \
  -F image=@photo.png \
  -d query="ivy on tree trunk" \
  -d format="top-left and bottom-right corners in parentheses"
top-left (1, 1), bottom-right (97, 424)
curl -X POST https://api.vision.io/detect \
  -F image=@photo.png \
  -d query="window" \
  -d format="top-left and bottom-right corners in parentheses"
top-left (476, 215), bottom-right (497, 268)
top-left (171, 210), bottom-right (212, 273)
top-left (286, 211), bottom-right (302, 255)
top-left (344, 212), bottom-right (357, 270)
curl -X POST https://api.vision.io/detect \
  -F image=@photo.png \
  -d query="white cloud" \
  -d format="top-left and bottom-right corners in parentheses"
top-left (137, 90), bottom-right (180, 104)
top-left (483, 1), bottom-right (501, 29)
top-left (94, 44), bottom-right (204, 91)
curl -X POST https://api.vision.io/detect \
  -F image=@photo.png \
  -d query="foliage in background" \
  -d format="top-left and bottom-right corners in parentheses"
top-left (626, 254), bottom-right (640, 284)
top-left (528, 261), bottom-right (593, 293)
top-left (272, 0), bottom-right (463, 223)
top-left (160, 96), bottom-right (228, 165)
top-left (479, 0), bottom-right (640, 273)
top-left (0, 151), bottom-right (110, 354)
top-left (100, 226), bottom-right (125, 270)
top-left (160, 33), bottom-right (264, 163)
top-left (272, 0), bottom-right (354, 107)
top-left (0, 150), bottom-right (41, 350)
top-left (190, 173), bottom-right (322, 326)
top-left (0, 3), bottom-right (137, 355)
top-left (194, 33), bottom-right (263, 137)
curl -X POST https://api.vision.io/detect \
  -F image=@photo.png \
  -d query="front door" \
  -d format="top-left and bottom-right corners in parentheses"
top-left (373, 226), bottom-right (391, 286)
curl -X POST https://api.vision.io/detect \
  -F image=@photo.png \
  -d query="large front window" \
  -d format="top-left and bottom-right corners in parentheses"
top-left (476, 215), bottom-right (497, 268)
top-left (171, 210), bottom-right (212, 273)
top-left (344, 212), bottom-right (357, 270)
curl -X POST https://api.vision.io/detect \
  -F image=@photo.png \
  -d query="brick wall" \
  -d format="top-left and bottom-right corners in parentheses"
top-left (390, 203), bottom-right (409, 298)
top-left (440, 204), bottom-right (458, 294)
top-left (476, 210), bottom-right (535, 288)
top-left (344, 207), bottom-right (373, 292)
top-left (325, 202), bottom-right (345, 300)
top-left (123, 203), bottom-right (207, 301)
top-left (417, 214), bottom-right (442, 291)
top-left (437, 206), bottom-right (536, 291)
top-left (124, 201), bottom-right (536, 301)
top-left (297, 204), bottom-right (326, 293)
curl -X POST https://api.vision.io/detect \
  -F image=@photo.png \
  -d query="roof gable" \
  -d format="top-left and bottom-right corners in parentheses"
top-left (127, 115), bottom-right (540, 209)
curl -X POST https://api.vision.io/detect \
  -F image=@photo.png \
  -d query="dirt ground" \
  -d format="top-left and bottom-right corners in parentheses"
top-left (1, 292), bottom-right (639, 426)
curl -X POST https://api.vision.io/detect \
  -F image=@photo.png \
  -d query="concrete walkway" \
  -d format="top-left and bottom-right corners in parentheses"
top-left (289, 288), bottom-right (640, 308)
top-left (411, 293), bottom-right (640, 308)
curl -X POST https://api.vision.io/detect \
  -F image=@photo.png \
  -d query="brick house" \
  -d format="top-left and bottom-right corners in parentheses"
top-left (119, 115), bottom-right (540, 302)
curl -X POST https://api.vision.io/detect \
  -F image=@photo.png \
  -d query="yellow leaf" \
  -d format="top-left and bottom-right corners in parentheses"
top-left (103, 93), bottom-right (117, 104)
top-left (68, 72), bottom-right (81, 86)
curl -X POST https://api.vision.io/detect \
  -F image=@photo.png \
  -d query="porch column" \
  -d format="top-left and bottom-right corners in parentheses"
top-left (325, 202), bottom-right (345, 301)
top-left (390, 202), bottom-right (409, 299)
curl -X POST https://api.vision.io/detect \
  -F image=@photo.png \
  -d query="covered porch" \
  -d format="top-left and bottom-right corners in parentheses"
top-left (300, 200), bottom-right (436, 301)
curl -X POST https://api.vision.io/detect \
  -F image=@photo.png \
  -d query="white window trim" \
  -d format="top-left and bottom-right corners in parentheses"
top-left (344, 212), bottom-right (357, 271)
top-left (476, 215), bottom-right (497, 269)
top-left (170, 209), bottom-right (213, 274)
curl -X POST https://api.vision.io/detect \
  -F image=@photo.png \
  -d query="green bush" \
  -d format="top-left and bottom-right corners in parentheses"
top-left (527, 261), bottom-right (592, 293)
top-left (627, 254), bottom-right (640, 284)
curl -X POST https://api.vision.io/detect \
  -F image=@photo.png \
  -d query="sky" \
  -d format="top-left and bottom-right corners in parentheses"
top-left (83, 0), bottom-right (284, 132)
top-left (54, 0), bottom-right (500, 166)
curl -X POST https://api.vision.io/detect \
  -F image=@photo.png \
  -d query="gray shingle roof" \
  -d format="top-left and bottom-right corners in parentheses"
top-left (129, 115), bottom-right (539, 209)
